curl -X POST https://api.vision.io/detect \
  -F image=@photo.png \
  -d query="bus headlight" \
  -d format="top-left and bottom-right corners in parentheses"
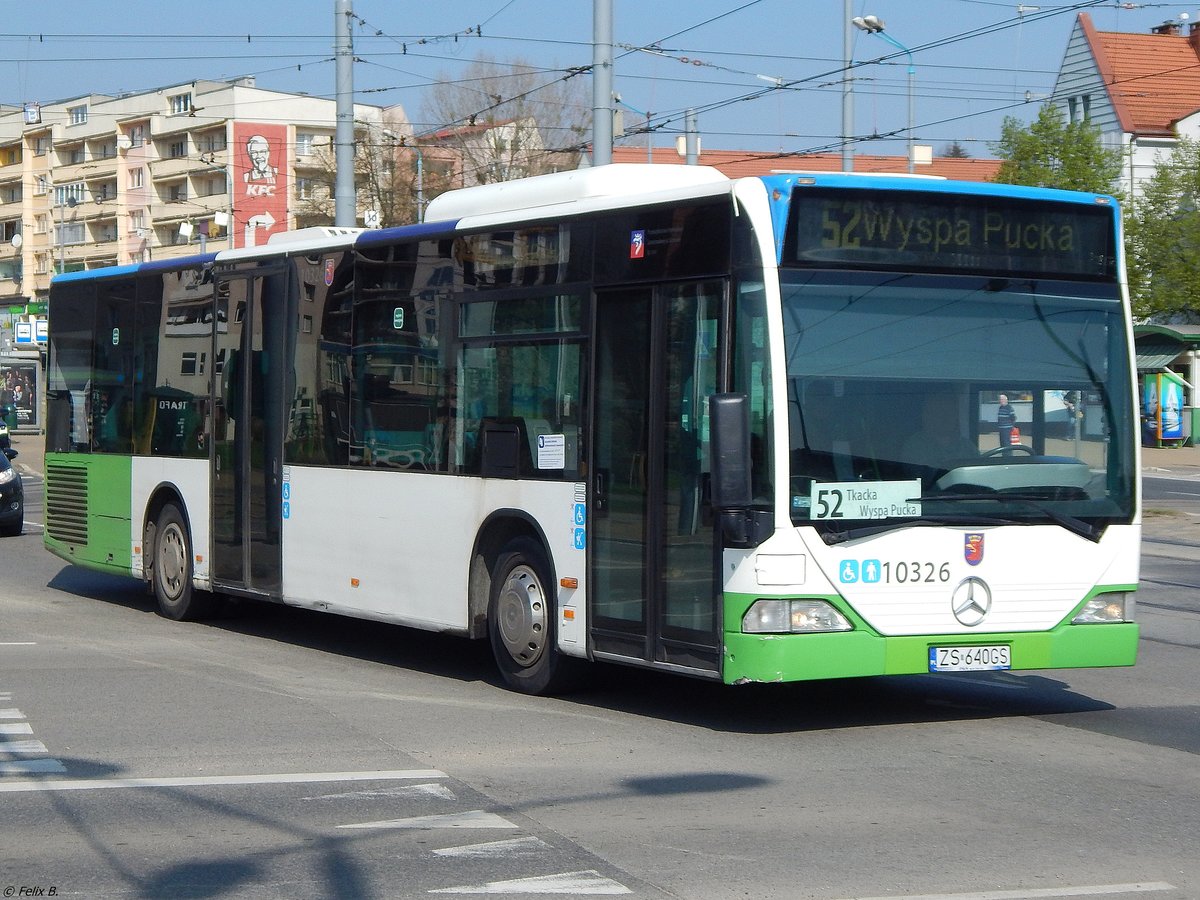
top-left (742, 599), bottom-right (853, 634)
top-left (1072, 592), bottom-right (1131, 624)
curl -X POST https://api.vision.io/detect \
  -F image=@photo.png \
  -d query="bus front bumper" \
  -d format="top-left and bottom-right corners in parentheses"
top-left (722, 622), bottom-right (1139, 684)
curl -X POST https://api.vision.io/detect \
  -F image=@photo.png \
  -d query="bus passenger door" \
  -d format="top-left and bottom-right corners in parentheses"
top-left (211, 267), bottom-right (290, 597)
top-left (591, 280), bottom-right (723, 674)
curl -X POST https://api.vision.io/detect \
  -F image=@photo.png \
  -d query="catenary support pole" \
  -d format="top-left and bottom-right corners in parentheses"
top-left (592, 0), bottom-right (613, 166)
top-left (334, 0), bottom-right (357, 226)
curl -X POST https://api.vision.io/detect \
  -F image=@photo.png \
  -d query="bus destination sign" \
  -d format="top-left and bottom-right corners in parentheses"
top-left (786, 188), bottom-right (1116, 279)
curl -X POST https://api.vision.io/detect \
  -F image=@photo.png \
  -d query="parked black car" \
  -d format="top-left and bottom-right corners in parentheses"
top-left (0, 447), bottom-right (23, 536)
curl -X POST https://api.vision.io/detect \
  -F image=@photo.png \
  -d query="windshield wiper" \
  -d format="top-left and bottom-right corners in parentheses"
top-left (921, 491), bottom-right (1102, 542)
top-left (820, 493), bottom-right (1102, 545)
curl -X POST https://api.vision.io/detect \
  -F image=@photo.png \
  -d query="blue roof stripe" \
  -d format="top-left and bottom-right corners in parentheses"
top-left (52, 264), bottom-right (143, 284)
top-left (139, 252), bottom-right (216, 272)
top-left (354, 218), bottom-right (459, 248)
top-left (50, 253), bottom-right (216, 285)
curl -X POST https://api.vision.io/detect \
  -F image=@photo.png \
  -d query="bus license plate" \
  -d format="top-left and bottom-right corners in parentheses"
top-left (929, 645), bottom-right (1011, 672)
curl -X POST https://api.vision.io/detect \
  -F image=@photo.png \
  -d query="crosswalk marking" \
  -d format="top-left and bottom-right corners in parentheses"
top-left (0, 708), bottom-right (25, 719)
top-left (339, 810), bottom-right (518, 831)
top-left (0, 740), bottom-right (48, 755)
top-left (0, 722), bottom-right (33, 736)
top-left (433, 837), bottom-right (549, 859)
top-left (0, 769), bottom-right (448, 793)
top-left (304, 783), bottom-right (455, 802)
top-left (0, 759), bottom-right (67, 775)
top-left (428, 870), bottom-right (631, 895)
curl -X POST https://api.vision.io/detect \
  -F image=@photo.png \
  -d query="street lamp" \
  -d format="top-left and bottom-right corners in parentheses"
top-left (853, 15), bottom-right (916, 173)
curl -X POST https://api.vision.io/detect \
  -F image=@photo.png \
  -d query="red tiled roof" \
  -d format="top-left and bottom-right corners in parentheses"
top-left (611, 147), bottom-right (1001, 182)
top-left (1082, 12), bottom-right (1200, 136)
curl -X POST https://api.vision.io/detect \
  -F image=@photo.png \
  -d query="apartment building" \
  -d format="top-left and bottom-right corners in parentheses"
top-left (0, 77), bottom-right (398, 306)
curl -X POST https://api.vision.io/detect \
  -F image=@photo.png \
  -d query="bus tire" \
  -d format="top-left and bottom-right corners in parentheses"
top-left (488, 537), bottom-right (580, 695)
top-left (152, 503), bottom-right (214, 621)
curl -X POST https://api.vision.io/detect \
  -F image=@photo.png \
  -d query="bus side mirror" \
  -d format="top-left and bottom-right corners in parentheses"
top-left (710, 392), bottom-right (773, 549)
top-left (710, 392), bottom-right (751, 510)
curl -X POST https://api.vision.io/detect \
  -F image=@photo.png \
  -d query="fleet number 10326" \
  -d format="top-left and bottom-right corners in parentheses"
top-left (883, 561), bottom-right (951, 584)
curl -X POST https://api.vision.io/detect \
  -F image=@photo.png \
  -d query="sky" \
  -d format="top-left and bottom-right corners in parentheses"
top-left (0, 1), bottom-right (1195, 161)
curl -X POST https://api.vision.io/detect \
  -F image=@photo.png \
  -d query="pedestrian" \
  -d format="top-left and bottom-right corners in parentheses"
top-left (997, 393), bottom-right (1017, 453)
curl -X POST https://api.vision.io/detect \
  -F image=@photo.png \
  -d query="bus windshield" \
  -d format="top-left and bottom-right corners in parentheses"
top-left (781, 270), bottom-right (1135, 536)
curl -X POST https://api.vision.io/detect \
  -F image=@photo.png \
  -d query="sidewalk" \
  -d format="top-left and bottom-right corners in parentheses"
top-left (1141, 442), bottom-right (1200, 476)
top-left (8, 430), bottom-right (44, 477)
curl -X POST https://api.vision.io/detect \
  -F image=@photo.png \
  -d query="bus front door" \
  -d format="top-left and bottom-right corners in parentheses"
top-left (211, 267), bottom-right (291, 598)
top-left (591, 280), bottom-right (723, 674)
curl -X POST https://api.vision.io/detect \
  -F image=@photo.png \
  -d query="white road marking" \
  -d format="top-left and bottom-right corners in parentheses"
top-left (428, 870), bottom-right (631, 895)
top-left (0, 708), bottom-right (24, 718)
top-left (0, 769), bottom-right (447, 794)
top-left (0, 759), bottom-right (67, 775)
top-left (0, 722), bottom-right (33, 736)
top-left (339, 810), bottom-right (518, 831)
top-left (839, 882), bottom-right (1177, 900)
top-left (0, 740), bottom-right (48, 755)
top-left (433, 836), bottom-right (550, 858)
top-left (304, 782), bottom-right (455, 802)
top-left (0, 643), bottom-right (36, 646)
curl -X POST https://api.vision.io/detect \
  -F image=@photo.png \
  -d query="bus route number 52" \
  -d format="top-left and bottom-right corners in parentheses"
top-left (814, 487), bottom-right (845, 519)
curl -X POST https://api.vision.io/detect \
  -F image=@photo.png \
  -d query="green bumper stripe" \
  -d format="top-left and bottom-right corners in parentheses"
top-left (723, 591), bottom-right (1139, 684)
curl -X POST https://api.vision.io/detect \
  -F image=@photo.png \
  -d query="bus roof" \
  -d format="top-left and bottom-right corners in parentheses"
top-left (216, 226), bottom-right (364, 263)
top-left (48, 167), bottom-right (1118, 290)
top-left (424, 163), bottom-right (732, 225)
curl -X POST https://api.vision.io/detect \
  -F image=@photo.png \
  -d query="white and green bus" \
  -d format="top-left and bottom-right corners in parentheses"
top-left (44, 165), bottom-right (1140, 693)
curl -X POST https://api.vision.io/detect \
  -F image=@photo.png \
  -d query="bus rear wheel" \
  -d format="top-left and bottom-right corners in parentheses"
top-left (488, 537), bottom-right (579, 695)
top-left (152, 503), bottom-right (214, 621)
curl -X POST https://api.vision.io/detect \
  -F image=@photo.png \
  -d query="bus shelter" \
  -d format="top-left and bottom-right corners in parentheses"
top-left (1134, 323), bottom-right (1200, 446)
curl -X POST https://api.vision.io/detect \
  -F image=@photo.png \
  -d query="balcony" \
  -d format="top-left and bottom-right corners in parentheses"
top-left (149, 156), bottom-right (194, 181)
top-left (70, 198), bottom-right (119, 221)
top-left (56, 152), bottom-right (114, 182)
top-left (81, 237), bottom-right (121, 264)
top-left (0, 239), bottom-right (21, 269)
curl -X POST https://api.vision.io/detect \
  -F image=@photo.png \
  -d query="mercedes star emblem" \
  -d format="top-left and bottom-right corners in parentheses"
top-left (951, 577), bottom-right (992, 627)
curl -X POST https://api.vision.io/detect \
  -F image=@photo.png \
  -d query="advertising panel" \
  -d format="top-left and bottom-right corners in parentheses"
top-left (1159, 372), bottom-right (1185, 441)
top-left (1142, 372), bottom-right (1187, 443)
top-left (232, 122), bottom-right (289, 249)
top-left (1, 357), bottom-right (39, 430)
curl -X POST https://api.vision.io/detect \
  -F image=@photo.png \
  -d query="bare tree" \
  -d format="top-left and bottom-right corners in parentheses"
top-left (419, 55), bottom-right (590, 188)
top-left (292, 57), bottom-right (589, 229)
top-left (294, 114), bottom-right (429, 229)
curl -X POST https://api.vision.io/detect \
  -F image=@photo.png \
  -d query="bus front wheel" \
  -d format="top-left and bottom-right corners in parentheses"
top-left (152, 503), bottom-right (214, 621)
top-left (488, 537), bottom-right (579, 695)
